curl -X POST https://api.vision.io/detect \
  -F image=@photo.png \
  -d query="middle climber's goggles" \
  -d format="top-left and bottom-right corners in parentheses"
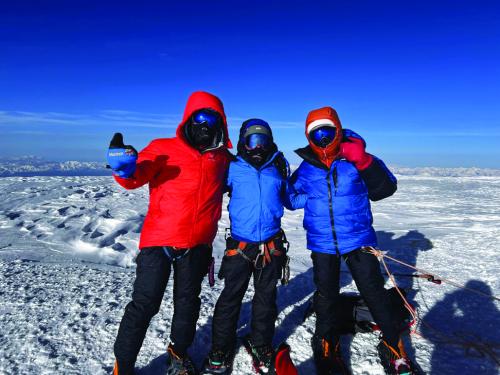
top-left (245, 133), bottom-right (271, 150)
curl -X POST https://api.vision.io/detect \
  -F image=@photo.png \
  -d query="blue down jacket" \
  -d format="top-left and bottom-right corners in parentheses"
top-left (287, 130), bottom-right (397, 255)
top-left (227, 152), bottom-right (288, 243)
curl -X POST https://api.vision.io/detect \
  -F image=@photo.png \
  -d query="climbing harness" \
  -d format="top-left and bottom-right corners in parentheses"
top-left (224, 230), bottom-right (291, 284)
top-left (162, 246), bottom-right (191, 262)
top-left (162, 246), bottom-right (216, 287)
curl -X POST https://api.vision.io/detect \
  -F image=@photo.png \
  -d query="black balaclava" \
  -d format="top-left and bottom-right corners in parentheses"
top-left (246, 148), bottom-right (270, 167)
top-left (184, 109), bottom-right (224, 151)
top-left (237, 119), bottom-right (277, 168)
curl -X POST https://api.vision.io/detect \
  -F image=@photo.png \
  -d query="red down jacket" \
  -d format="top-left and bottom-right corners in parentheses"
top-left (114, 91), bottom-right (233, 249)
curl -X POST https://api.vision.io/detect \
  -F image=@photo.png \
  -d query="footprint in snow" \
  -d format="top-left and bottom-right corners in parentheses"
top-left (81, 223), bottom-right (93, 233)
top-left (57, 206), bottom-right (72, 216)
top-left (98, 228), bottom-right (128, 247)
top-left (100, 209), bottom-right (113, 219)
top-left (6, 212), bottom-right (21, 220)
top-left (112, 243), bottom-right (127, 251)
top-left (90, 230), bottom-right (104, 239)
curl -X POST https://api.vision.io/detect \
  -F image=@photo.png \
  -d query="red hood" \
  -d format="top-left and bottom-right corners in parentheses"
top-left (176, 91), bottom-right (233, 149)
top-left (305, 106), bottom-right (343, 168)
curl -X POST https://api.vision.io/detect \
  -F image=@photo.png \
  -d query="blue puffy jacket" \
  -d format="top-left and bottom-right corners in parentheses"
top-left (287, 130), bottom-right (397, 255)
top-left (227, 151), bottom-right (288, 243)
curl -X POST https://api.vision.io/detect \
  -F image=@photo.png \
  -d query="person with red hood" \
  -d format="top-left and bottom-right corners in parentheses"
top-left (287, 107), bottom-right (416, 375)
top-left (106, 91), bottom-right (233, 375)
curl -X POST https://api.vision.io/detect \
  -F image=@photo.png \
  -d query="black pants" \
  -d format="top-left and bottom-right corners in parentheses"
top-left (211, 237), bottom-right (285, 351)
top-left (312, 249), bottom-right (400, 347)
top-left (114, 245), bottom-right (212, 369)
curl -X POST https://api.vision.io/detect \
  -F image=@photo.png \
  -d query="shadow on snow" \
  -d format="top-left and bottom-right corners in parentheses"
top-left (421, 280), bottom-right (500, 374)
top-left (135, 229), bottom-right (500, 374)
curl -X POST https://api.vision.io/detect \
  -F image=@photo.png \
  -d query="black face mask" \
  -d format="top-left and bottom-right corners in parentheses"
top-left (184, 109), bottom-right (223, 150)
top-left (246, 148), bottom-right (270, 167)
top-left (189, 124), bottom-right (216, 149)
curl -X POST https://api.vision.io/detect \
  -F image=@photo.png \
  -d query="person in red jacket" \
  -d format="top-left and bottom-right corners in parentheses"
top-left (107, 91), bottom-right (233, 375)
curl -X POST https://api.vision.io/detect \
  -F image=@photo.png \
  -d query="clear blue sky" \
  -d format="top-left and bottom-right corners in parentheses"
top-left (1, 0), bottom-right (499, 167)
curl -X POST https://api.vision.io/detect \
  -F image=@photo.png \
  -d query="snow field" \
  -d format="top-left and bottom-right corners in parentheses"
top-left (0, 175), bottom-right (499, 374)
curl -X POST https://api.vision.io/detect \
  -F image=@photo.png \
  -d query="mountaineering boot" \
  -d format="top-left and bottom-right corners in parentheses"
top-left (311, 334), bottom-right (350, 375)
top-left (201, 348), bottom-right (235, 374)
top-left (241, 336), bottom-right (274, 374)
top-left (253, 344), bottom-right (274, 372)
top-left (377, 338), bottom-right (415, 375)
top-left (166, 344), bottom-right (197, 375)
top-left (113, 359), bottom-right (135, 375)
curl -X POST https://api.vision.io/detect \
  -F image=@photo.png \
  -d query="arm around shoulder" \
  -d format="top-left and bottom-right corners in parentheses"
top-left (283, 165), bottom-right (308, 210)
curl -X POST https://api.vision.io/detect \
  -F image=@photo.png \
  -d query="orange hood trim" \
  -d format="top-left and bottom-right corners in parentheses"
top-left (305, 106), bottom-right (343, 168)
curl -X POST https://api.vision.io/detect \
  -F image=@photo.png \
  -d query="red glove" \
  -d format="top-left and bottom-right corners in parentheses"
top-left (340, 137), bottom-right (373, 170)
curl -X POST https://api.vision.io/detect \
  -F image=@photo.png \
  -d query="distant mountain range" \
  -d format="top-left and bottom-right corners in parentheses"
top-left (389, 166), bottom-right (500, 177)
top-left (0, 156), bottom-right (499, 177)
top-left (0, 156), bottom-right (109, 177)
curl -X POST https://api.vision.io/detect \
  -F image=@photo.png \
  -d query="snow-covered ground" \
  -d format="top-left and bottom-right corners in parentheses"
top-left (0, 175), bottom-right (499, 374)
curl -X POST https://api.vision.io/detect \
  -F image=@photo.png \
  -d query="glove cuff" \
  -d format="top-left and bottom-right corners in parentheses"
top-left (355, 154), bottom-right (373, 171)
top-left (112, 163), bottom-right (136, 179)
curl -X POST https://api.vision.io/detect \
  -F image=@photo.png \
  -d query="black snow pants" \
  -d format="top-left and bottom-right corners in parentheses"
top-left (211, 236), bottom-right (286, 351)
top-left (312, 249), bottom-right (400, 347)
top-left (114, 245), bottom-right (212, 370)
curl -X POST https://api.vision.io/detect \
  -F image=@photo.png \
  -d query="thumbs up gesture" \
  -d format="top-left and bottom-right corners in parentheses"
top-left (106, 133), bottom-right (138, 178)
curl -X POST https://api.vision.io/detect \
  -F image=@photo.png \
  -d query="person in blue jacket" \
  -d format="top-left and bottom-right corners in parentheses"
top-left (287, 106), bottom-right (416, 375)
top-left (202, 119), bottom-right (290, 374)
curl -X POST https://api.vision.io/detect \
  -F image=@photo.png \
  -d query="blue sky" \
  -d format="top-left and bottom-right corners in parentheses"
top-left (1, 0), bottom-right (499, 167)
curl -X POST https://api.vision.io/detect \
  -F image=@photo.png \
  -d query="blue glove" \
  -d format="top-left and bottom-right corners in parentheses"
top-left (107, 133), bottom-right (138, 178)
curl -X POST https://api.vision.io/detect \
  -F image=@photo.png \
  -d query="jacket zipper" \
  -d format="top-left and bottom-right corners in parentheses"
top-left (192, 154), bottom-right (203, 245)
top-left (246, 156), bottom-right (275, 242)
top-left (258, 168), bottom-right (262, 242)
top-left (333, 166), bottom-right (338, 195)
top-left (326, 164), bottom-right (339, 255)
